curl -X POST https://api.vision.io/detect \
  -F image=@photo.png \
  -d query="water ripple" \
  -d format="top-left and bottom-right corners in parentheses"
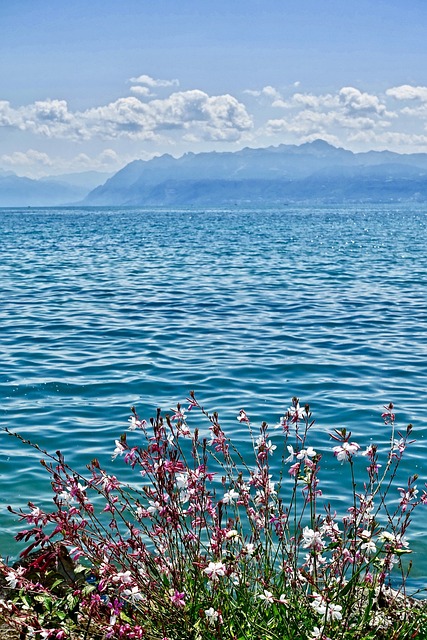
top-left (1, 205), bottom-right (427, 564)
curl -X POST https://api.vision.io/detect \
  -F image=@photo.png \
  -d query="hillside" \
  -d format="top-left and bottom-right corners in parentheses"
top-left (83, 140), bottom-right (427, 206)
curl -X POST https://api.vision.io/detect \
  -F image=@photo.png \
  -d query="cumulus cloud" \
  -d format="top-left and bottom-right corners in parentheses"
top-left (1, 149), bottom-right (53, 168)
top-left (4, 78), bottom-right (427, 161)
top-left (129, 85), bottom-right (155, 98)
top-left (261, 85), bottom-right (397, 144)
top-left (386, 84), bottom-right (427, 101)
top-left (244, 85), bottom-right (282, 101)
top-left (338, 87), bottom-right (391, 117)
top-left (129, 74), bottom-right (179, 88)
top-left (0, 89), bottom-right (252, 144)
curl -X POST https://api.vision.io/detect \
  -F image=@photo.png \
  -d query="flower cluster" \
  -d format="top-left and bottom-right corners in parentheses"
top-left (0, 394), bottom-right (426, 640)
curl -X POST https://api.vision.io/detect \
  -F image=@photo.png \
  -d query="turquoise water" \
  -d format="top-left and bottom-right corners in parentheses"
top-left (1, 205), bottom-right (427, 581)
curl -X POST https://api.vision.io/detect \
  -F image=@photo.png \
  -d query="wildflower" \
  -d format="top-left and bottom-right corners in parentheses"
top-left (203, 561), bottom-right (226, 581)
top-left (170, 406), bottom-right (187, 421)
top-left (275, 415), bottom-right (290, 431)
top-left (222, 489), bottom-right (239, 504)
top-left (279, 594), bottom-right (288, 604)
top-left (237, 409), bottom-right (249, 423)
top-left (170, 589), bottom-right (186, 608)
top-left (123, 585), bottom-right (144, 604)
top-left (361, 540), bottom-right (377, 555)
top-left (333, 441), bottom-right (360, 462)
top-left (225, 529), bottom-right (239, 539)
top-left (381, 403), bottom-right (395, 424)
top-left (311, 594), bottom-right (327, 616)
top-left (258, 589), bottom-right (274, 605)
top-left (5, 566), bottom-right (25, 589)
top-left (112, 439), bottom-right (126, 460)
top-left (128, 416), bottom-right (146, 430)
top-left (289, 462), bottom-right (300, 477)
top-left (255, 435), bottom-right (277, 456)
top-left (288, 399), bottom-right (307, 422)
top-left (244, 543), bottom-right (255, 556)
top-left (112, 570), bottom-right (133, 585)
top-left (205, 607), bottom-right (222, 625)
top-left (328, 603), bottom-right (343, 620)
top-left (310, 627), bottom-right (323, 640)
top-left (175, 472), bottom-right (188, 489)
top-left (302, 526), bottom-right (324, 552)
top-left (392, 438), bottom-right (406, 453)
top-left (296, 446), bottom-right (317, 461)
top-left (265, 439), bottom-right (277, 455)
top-left (284, 445), bottom-right (295, 463)
top-left (398, 485), bottom-right (418, 512)
top-left (147, 500), bottom-right (162, 515)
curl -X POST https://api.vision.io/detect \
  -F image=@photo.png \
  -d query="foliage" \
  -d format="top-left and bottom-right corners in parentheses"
top-left (1, 395), bottom-right (427, 639)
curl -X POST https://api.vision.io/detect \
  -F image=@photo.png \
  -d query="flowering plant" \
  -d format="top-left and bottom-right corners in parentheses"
top-left (0, 396), bottom-right (426, 639)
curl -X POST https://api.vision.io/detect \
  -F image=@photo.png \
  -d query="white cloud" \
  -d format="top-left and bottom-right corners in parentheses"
top-left (129, 74), bottom-right (179, 88)
top-left (0, 89), bottom-right (252, 144)
top-left (129, 85), bottom-right (155, 98)
top-left (1, 149), bottom-right (53, 168)
top-left (386, 84), bottom-right (427, 102)
top-left (338, 87), bottom-right (391, 117)
top-left (244, 85), bottom-right (282, 101)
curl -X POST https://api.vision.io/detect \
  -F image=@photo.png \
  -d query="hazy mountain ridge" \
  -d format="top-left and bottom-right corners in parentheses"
top-left (0, 171), bottom-right (113, 207)
top-left (3, 141), bottom-right (427, 207)
top-left (83, 140), bottom-right (427, 206)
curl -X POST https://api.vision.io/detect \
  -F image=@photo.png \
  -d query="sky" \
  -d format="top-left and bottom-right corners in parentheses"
top-left (1, 0), bottom-right (427, 178)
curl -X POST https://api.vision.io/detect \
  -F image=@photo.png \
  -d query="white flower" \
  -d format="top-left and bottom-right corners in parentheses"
top-left (328, 603), bottom-right (343, 620)
top-left (205, 607), bottom-right (220, 625)
top-left (112, 570), bottom-right (133, 584)
top-left (244, 543), bottom-right (255, 556)
top-left (265, 440), bottom-right (277, 455)
top-left (310, 627), bottom-right (323, 640)
top-left (361, 540), bottom-right (377, 555)
top-left (379, 531), bottom-right (394, 542)
top-left (123, 585), bottom-right (143, 603)
top-left (128, 416), bottom-right (145, 430)
top-left (175, 473), bottom-right (188, 490)
top-left (147, 500), bottom-right (161, 514)
top-left (225, 529), bottom-right (239, 539)
top-left (302, 526), bottom-right (324, 551)
top-left (112, 439), bottom-right (126, 460)
top-left (333, 441), bottom-right (360, 462)
top-left (222, 489), bottom-right (239, 504)
top-left (311, 594), bottom-right (327, 616)
top-left (296, 446), bottom-right (316, 461)
top-left (203, 561), bottom-right (226, 581)
top-left (5, 567), bottom-right (25, 589)
top-left (284, 444), bottom-right (295, 463)
top-left (288, 402), bottom-right (306, 421)
top-left (258, 589), bottom-right (274, 605)
top-left (279, 594), bottom-right (288, 604)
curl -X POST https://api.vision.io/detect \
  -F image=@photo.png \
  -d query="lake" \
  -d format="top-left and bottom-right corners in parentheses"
top-left (1, 204), bottom-right (426, 584)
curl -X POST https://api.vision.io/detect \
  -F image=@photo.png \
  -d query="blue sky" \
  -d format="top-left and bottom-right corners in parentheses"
top-left (1, 0), bottom-right (427, 177)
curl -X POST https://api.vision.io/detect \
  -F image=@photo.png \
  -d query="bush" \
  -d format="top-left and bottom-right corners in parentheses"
top-left (1, 394), bottom-right (426, 639)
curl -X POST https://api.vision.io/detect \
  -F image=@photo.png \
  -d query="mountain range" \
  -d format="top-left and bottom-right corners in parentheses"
top-left (2, 140), bottom-right (427, 207)
top-left (0, 170), bottom-right (113, 207)
top-left (83, 140), bottom-right (427, 206)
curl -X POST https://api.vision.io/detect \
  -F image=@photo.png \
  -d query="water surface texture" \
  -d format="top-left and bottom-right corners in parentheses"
top-left (1, 205), bottom-right (426, 579)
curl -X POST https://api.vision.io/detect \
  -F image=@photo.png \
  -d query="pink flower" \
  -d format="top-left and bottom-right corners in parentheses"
top-left (170, 589), bottom-right (186, 608)
top-left (237, 409), bottom-right (249, 423)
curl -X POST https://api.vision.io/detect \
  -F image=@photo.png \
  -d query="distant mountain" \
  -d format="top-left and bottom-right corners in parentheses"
top-left (83, 140), bottom-right (427, 206)
top-left (0, 170), bottom-right (113, 207)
